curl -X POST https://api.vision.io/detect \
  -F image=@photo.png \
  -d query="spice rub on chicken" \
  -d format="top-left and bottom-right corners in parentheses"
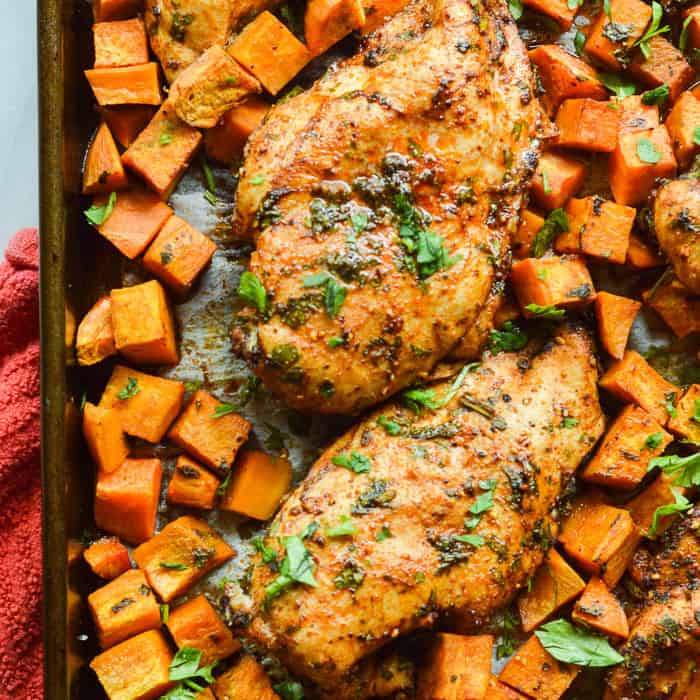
top-left (243, 325), bottom-right (604, 697)
top-left (230, 0), bottom-right (547, 415)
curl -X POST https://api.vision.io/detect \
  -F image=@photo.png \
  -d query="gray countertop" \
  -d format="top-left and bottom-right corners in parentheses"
top-left (0, 3), bottom-right (38, 247)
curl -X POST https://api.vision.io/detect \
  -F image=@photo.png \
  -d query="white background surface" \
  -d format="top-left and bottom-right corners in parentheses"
top-left (0, 3), bottom-right (39, 247)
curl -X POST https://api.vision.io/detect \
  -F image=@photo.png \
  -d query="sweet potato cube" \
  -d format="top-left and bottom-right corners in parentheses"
top-left (166, 455), bottom-right (221, 510)
top-left (93, 0), bottom-right (141, 21)
top-left (667, 384), bottom-right (700, 441)
top-left (99, 365), bottom-right (184, 443)
top-left (609, 127), bottom-right (677, 206)
top-left (168, 390), bottom-right (252, 475)
top-left (487, 677), bottom-right (530, 699)
top-left (83, 402), bottom-right (130, 474)
top-left (110, 280), bottom-right (178, 365)
top-left (556, 196), bottom-right (634, 263)
top-left (93, 18), bottom-right (148, 68)
top-left (88, 569), bottom-right (161, 648)
top-left (514, 210), bottom-right (543, 259)
top-left (169, 45), bottom-right (261, 129)
top-left (523, 0), bottom-right (576, 28)
top-left (626, 472), bottom-right (684, 534)
top-left (626, 232), bottom-right (663, 269)
top-left (572, 577), bottom-right (629, 640)
top-left (91, 630), bottom-right (174, 700)
top-left (95, 458), bottom-right (163, 545)
top-left (94, 188), bottom-right (172, 259)
top-left (584, 0), bottom-right (652, 70)
top-left (517, 549), bottom-right (586, 633)
top-left (204, 97), bottom-right (269, 164)
top-left (615, 94), bottom-right (660, 134)
top-left (594, 292), bottom-right (641, 359)
top-left (83, 122), bottom-right (129, 195)
top-left (416, 634), bottom-right (493, 700)
top-left (142, 215), bottom-right (217, 295)
top-left (629, 36), bottom-right (694, 102)
top-left (101, 105), bottom-right (156, 148)
top-left (219, 450), bottom-right (292, 520)
top-left (599, 350), bottom-right (679, 424)
top-left (511, 256), bottom-right (596, 315)
top-left (84, 537), bottom-right (132, 580)
top-left (167, 594), bottom-right (240, 666)
top-left (77, 295), bottom-right (116, 366)
top-left (305, 0), bottom-right (366, 57)
top-left (530, 151), bottom-right (587, 210)
top-left (229, 12), bottom-right (311, 95)
top-left (528, 45), bottom-right (607, 116)
top-left (213, 655), bottom-right (279, 700)
top-left (664, 91), bottom-right (700, 169)
top-left (581, 405), bottom-right (672, 489)
top-left (643, 276), bottom-right (700, 339)
top-left (122, 102), bottom-right (202, 200)
top-left (132, 516), bottom-right (234, 602)
top-left (555, 99), bottom-right (620, 153)
top-left (85, 63), bottom-right (162, 106)
top-left (499, 635), bottom-right (579, 700)
top-left (558, 496), bottom-right (641, 586)
top-left (361, 0), bottom-right (411, 32)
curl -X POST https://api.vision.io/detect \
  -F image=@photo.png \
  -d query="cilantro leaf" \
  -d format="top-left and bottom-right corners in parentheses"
top-left (332, 451), bottom-right (372, 474)
top-left (489, 320), bottom-right (528, 354)
top-left (377, 415), bottom-right (402, 435)
top-left (648, 452), bottom-right (700, 487)
top-left (680, 15), bottom-right (693, 52)
top-left (508, 0), bottom-right (523, 20)
top-left (238, 271), bottom-right (268, 313)
top-left (637, 137), bottom-right (661, 164)
top-left (644, 432), bottom-right (664, 450)
top-left (455, 533), bottom-right (484, 547)
top-left (273, 681), bottom-right (305, 700)
top-left (169, 646), bottom-right (216, 684)
top-left (634, 1), bottom-right (669, 60)
top-left (574, 30), bottom-right (586, 56)
top-left (533, 208), bottom-right (569, 257)
top-left (641, 84), bottom-right (669, 105)
top-left (376, 526), bottom-right (392, 541)
top-left (84, 191), bottom-right (117, 226)
top-left (648, 491), bottom-right (692, 537)
top-left (117, 377), bottom-right (140, 400)
top-left (525, 303), bottom-right (566, 320)
top-left (598, 72), bottom-right (636, 97)
top-left (535, 619), bottom-right (624, 667)
top-left (694, 126), bottom-right (700, 146)
top-left (325, 515), bottom-right (357, 538)
top-left (265, 534), bottom-right (318, 600)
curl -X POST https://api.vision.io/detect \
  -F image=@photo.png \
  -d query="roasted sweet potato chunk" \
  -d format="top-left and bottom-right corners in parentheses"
top-left (110, 280), bottom-right (178, 365)
top-left (594, 291), bottom-right (641, 360)
top-left (628, 36), bottom-right (694, 102)
top-left (305, 0), bottom-right (366, 56)
top-left (93, 18), bottom-right (148, 68)
top-left (513, 210), bottom-right (543, 260)
top-left (626, 472), bottom-right (686, 535)
top-left (615, 94), bottom-right (659, 134)
top-left (83, 402), bottom-right (130, 474)
top-left (643, 276), bottom-right (700, 339)
top-left (84, 537), bottom-right (131, 580)
top-left (88, 569), bottom-right (161, 648)
top-left (77, 295), bottom-right (116, 366)
top-left (101, 105), bottom-right (155, 148)
top-left (219, 451), bottom-right (293, 520)
top-left (581, 405), bottom-right (672, 490)
top-left (95, 458), bottom-right (163, 545)
top-left (664, 91), bottom-right (700, 169)
top-left (572, 577), bottom-right (629, 640)
top-left (555, 99), bottom-right (620, 153)
top-left (487, 676), bottom-right (530, 699)
top-left (93, 0), bottom-right (141, 21)
top-left (83, 122), bottom-right (129, 195)
top-left (168, 390), bottom-right (252, 476)
top-left (132, 516), bottom-right (234, 602)
top-left (213, 655), bottom-right (279, 700)
top-left (667, 384), bottom-right (700, 442)
top-left (167, 594), bottom-right (240, 666)
top-left (530, 151), bottom-right (587, 210)
top-left (99, 365), bottom-right (184, 443)
top-left (626, 233), bottom-right (663, 269)
top-left (91, 629), bottom-right (174, 700)
top-left (85, 63), bottom-right (162, 106)
top-left (204, 97), bottom-right (269, 164)
top-left (166, 455), bottom-right (221, 510)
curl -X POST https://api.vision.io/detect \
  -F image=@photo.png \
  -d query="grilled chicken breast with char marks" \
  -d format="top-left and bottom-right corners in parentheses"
top-left (244, 326), bottom-right (604, 697)
top-left (606, 506), bottom-right (700, 699)
top-left (231, 0), bottom-right (547, 415)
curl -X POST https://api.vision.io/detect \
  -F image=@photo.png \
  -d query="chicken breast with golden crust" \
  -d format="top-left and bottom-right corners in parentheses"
top-left (231, 0), bottom-right (547, 415)
top-left (244, 325), bottom-right (604, 697)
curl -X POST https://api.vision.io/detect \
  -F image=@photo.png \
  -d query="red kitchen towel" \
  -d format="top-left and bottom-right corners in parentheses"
top-left (0, 228), bottom-right (43, 699)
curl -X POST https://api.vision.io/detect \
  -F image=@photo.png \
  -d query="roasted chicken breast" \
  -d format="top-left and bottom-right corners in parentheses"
top-left (606, 506), bottom-right (700, 699)
top-left (244, 325), bottom-right (604, 696)
top-left (231, 0), bottom-right (546, 415)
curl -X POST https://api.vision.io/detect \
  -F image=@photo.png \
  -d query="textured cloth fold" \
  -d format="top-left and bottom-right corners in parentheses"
top-left (0, 228), bottom-right (43, 699)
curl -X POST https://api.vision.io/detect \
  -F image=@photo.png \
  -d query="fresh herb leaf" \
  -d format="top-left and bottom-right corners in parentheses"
top-left (598, 72), bottom-right (636, 97)
top-left (455, 533), bottom-right (484, 547)
top-left (533, 208), bottom-right (569, 257)
top-left (644, 432), bottom-right (664, 450)
top-left (508, 0), bottom-right (523, 20)
top-left (160, 604), bottom-right (169, 623)
top-left (117, 377), bottom-right (140, 400)
top-left (160, 561), bottom-right (188, 570)
top-left (302, 271), bottom-right (334, 287)
top-left (469, 490), bottom-right (494, 515)
top-left (403, 363), bottom-right (477, 413)
top-left (694, 126), bottom-right (700, 146)
top-left (525, 303), bottom-right (566, 320)
top-left (332, 451), bottom-right (372, 474)
top-left (238, 271), bottom-right (268, 313)
top-left (350, 210), bottom-right (369, 234)
top-left (265, 534), bottom-right (318, 600)
top-left (253, 537), bottom-right (278, 565)
top-left (376, 526), bottom-right (392, 541)
top-left (535, 619), bottom-right (625, 667)
top-left (648, 452), bottom-right (700, 487)
top-left (159, 132), bottom-right (173, 146)
top-left (603, 0), bottom-right (611, 16)
top-left (680, 15), bottom-right (693, 52)
top-left (216, 469), bottom-right (232, 497)
top-left (561, 417), bottom-right (579, 428)
top-left (169, 646), bottom-right (216, 684)
top-left (377, 415), bottom-right (403, 435)
top-left (213, 403), bottom-right (237, 418)
top-left (641, 84), bottom-right (669, 105)
top-left (328, 336), bottom-right (346, 348)
top-left (84, 191), bottom-right (117, 226)
top-left (567, 0), bottom-right (583, 9)
top-left (325, 515), bottom-right (357, 538)
top-left (637, 137), bottom-right (661, 163)
top-left (574, 30), bottom-right (586, 56)
top-left (250, 175), bottom-right (266, 185)
top-left (325, 277), bottom-right (347, 318)
top-left (489, 320), bottom-right (528, 354)
top-left (648, 491), bottom-right (692, 536)
top-left (200, 155), bottom-right (217, 203)
top-left (634, 1), bottom-right (669, 60)
top-left (273, 681), bottom-right (305, 700)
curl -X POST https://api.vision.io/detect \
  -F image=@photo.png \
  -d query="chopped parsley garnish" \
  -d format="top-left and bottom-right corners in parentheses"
top-left (574, 30), bottom-right (586, 56)
top-left (377, 415), bottom-right (403, 435)
top-left (238, 271), bottom-right (268, 313)
top-left (273, 681), bottom-right (305, 700)
top-left (598, 72), bottom-right (636, 98)
top-left (250, 174), bottom-right (266, 185)
top-left (641, 84), bottom-right (669, 105)
top-left (532, 208), bottom-right (569, 257)
top-left (455, 533), bottom-right (484, 547)
top-left (402, 363), bottom-right (477, 413)
top-left (680, 15), bottom-right (693, 52)
top-left (117, 377), bottom-right (140, 400)
top-left (216, 469), bottom-right (232, 497)
top-left (212, 403), bottom-right (237, 418)
top-left (334, 562), bottom-right (365, 591)
top-left (84, 191), bottom-right (117, 226)
top-left (265, 534), bottom-right (318, 601)
top-left (352, 479), bottom-right (396, 514)
top-left (648, 491), bottom-right (692, 536)
top-left (328, 336), bottom-right (346, 348)
top-left (634, 2), bottom-right (669, 60)
top-left (252, 536), bottom-right (278, 565)
top-left (325, 515), bottom-right (357, 538)
top-left (508, 0), bottom-right (523, 20)
top-left (168, 646), bottom-right (216, 687)
top-left (376, 526), bottom-right (392, 541)
top-left (525, 304), bottom-right (566, 320)
top-left (159, 132), bottom-right (173, 146)
top-left (561, 417), bottom-right (579, 428)
top-left (648, 451), bottom-right (700, 487)
top-left (332, 451), bottom-right (371, 474)
top-left (637, 137), bottom-right (661, 164)
top-left (692, 398), bottom-right (700, 424)
top-left (644, 432), bottom-right (664, 450)
top-left (302, 271), bottom-right (347, 318)
top-left (489, 321), bottom-right (528, 354)
top-left (160, 561), bottom-right (188, 570)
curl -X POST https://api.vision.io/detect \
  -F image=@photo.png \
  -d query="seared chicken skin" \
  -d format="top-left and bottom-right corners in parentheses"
top-left (244, 326), bottom-right (604, 697)
top-left (654, 177), bottom-right (700, 294)
top-left (231, 0), bottom-right (546, 414)
top-left (146, 0), bottom-right (278, 81)
top-left (605, 506), bottom-right (700, 700)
